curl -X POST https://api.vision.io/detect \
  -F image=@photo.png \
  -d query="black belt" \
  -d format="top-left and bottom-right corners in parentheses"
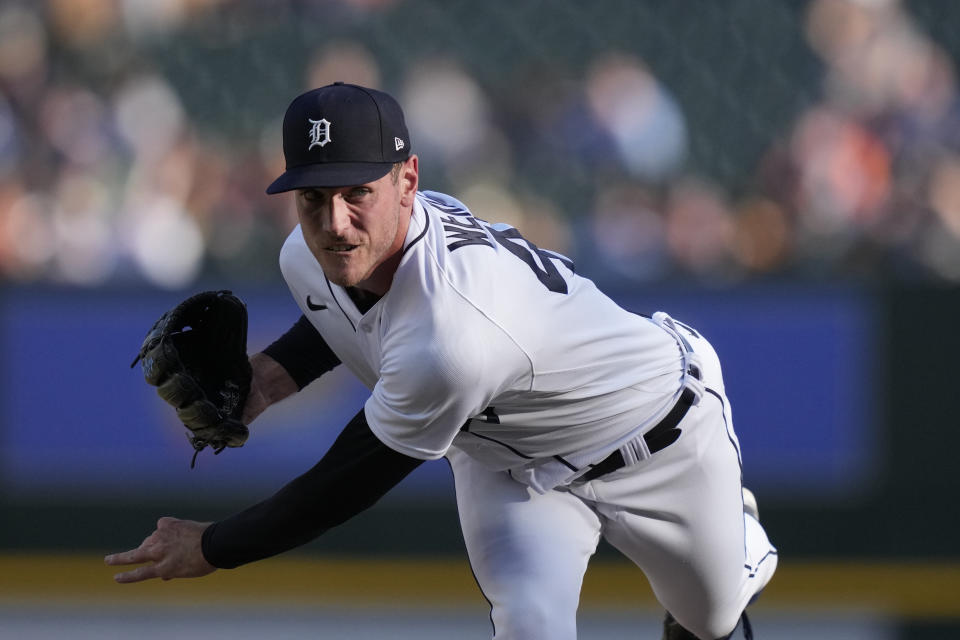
top-left (580, 383), bottom-right (698, 482)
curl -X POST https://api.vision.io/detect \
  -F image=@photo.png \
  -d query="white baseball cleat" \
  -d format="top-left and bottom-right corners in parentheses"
top-left (742, 487), bottom-right (759, 521)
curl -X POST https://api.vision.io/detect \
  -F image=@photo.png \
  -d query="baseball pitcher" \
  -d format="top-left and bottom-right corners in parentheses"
top-left (107, 83), bottom-right (776, 640)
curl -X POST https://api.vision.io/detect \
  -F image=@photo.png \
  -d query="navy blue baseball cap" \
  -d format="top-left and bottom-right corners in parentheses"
top-left (266, 82), bottom-right (411, 194)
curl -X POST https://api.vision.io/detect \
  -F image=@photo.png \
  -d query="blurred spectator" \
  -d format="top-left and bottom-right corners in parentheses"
top-left (0, 187), bottom-right (55, 281)
top-left (49, 168), bottom-right (117, 285)
top-left (127, 193), bottom-right (204, 288)
top-left (46, 0), bottom-right (118, 48)
top-left (113, 75), bottom-right (186, 166)
top-left (789, 107), bottom-right (891, 240)
top-left (39, 87), bottom-right (113, 169)
top-left (753, 0), bottom-right (960, 280)
top-left (306, 41), bottom-right (382, 90)
top-left (0, 93), bottom-right (19, 174)
top-left (2, 0), bottom-right (960, 288)
top-left (0, 5), bottom-right (47, 95)
top-left (731, 197), bottom-right (793, 276)
top-left (585, 53), bottom-right (688, 182)
top-left (401, 59), bottom-right (513, 191)
top-left (664, 178), bottom-right (737, 281)
top-left (580, 183), bottom-right (668, 283)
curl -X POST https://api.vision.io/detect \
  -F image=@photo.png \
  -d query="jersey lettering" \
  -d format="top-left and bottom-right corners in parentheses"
top-left (487, 226), bottom-right (574, 295)
top-left (442, 214), bottom-right (494, 251)
top-left (424, 191), bottom-right (574, 295)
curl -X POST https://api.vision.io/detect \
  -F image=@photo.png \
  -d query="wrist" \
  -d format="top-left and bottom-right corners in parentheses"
top-left (200, 521), bottom-right (227, 569)
top-left (242, 352), bottom-right (298, 424)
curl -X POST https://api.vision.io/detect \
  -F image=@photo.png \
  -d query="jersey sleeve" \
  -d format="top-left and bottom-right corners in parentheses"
top-left (364, 304), bottom-right (529, 460)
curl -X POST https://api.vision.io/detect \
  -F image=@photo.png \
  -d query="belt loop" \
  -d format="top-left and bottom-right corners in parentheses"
top-left (652, 312), bottom-right (704, 406)
top-left (620, 433), bottom-right (651, 465)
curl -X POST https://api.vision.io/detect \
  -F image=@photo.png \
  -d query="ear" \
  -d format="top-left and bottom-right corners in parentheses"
top-left (398, 155), bottom-right (419, 207)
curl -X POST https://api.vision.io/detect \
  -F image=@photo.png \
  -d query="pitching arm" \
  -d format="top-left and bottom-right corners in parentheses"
top-left (200, 407), bottom-right (423, 569)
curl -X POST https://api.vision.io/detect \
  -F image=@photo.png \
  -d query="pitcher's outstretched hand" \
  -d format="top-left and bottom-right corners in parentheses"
top-left (105, 517), bottom-right (216, 583)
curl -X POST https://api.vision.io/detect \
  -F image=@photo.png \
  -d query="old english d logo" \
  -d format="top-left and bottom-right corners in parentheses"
top-left (308, 118), bottom-right (331, 150)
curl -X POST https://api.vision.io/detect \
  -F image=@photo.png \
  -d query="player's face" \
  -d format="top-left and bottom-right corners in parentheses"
top-left (295, 156), bottom-right (418, 295)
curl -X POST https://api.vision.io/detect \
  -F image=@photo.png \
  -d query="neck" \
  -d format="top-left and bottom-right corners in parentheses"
top-left (345, 286), bottom-right (382, 314)
top-left (356, 204), bottom-right (414, 296)
top-left (357, 250), bottom-right (404, 296)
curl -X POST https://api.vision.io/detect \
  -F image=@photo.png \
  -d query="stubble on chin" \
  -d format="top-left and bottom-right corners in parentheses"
top-left (318, 253), bottom-right (370, 289)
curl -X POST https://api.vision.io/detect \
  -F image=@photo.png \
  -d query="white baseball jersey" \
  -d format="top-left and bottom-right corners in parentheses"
top-left (277, 189), bottom-right (777, 639)
top-left (279, 190), bottom-right (693, 492)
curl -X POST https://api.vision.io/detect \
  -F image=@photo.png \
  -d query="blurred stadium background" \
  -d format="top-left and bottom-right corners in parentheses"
top-left (1, 0), bottom-right (958, 638)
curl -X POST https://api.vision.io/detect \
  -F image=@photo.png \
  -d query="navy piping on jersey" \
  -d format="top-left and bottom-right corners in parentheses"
top-left (704, 383), bottom-right (759, 567)
top-left (402, 202), bottom-right (430, 256)
top-left (553, 455), bottom-right (578, 472)
top-left (325, 275), bottom-right (356, 332)
top-left (674, 319), bottom-right (700, 338)
top-left (461, 426), bottom-right (535, 460)
top-left (444, 456), bottom-right (496, 638)
top-left (745, 549), bottom-right (778, 579)
top-left (320, 204), bottom-right (429, 332)
top-left (705, 387), bottom-right (743, 474)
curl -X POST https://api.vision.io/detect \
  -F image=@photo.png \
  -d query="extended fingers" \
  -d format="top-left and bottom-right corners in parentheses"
top-left (111, 563), bottom-right (162, 584)
top-left (104, 545), bottom-right (162, 583)
top-left (105, 518), bottom-right (215, 584)
top-left (104, 532), bottom-right (163, 583)
top-left (104, 545), bottom-right (155, 567)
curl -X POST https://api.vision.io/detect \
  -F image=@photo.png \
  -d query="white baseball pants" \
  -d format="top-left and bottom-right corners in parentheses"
top-left (447, 327), bottom-right (777, 640)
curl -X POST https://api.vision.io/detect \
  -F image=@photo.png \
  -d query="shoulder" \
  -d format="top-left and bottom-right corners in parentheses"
top-left (380, 316), bottom-right (525, 405)
top-left (417, 190), bottom-right (474, 217)
top-left (416, 191), bottom-right (494, 259)
top-left (406, 192), bottom-right (503, 299)
top-left (381, 282), bottom-right (527, 392)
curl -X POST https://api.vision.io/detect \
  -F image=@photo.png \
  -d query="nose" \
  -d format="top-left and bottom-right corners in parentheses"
top-left (322, 194), bottom-right (352, 236)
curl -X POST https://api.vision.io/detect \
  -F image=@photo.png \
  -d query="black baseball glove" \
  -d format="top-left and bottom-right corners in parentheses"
top-left (132, 290), bottom-right (252, 467)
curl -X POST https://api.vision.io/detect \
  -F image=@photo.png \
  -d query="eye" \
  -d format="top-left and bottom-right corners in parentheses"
top-left (300, 189), bottom-right (325, 203)
top-left (345, 187), bottom-right (371, 201)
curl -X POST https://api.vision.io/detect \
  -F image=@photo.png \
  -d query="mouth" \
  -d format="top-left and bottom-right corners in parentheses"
top-left (326, 244), bottom-right (359, 253)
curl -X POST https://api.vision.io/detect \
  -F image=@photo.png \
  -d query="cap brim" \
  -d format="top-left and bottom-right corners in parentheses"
top-left (265, 162), bottom-right (395, 194)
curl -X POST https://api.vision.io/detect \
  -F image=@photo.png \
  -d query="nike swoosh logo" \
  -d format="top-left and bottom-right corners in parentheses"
top-left (306, 295), bottom-right (327, 311)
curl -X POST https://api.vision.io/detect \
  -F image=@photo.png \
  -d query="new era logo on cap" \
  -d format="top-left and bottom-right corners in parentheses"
top-left (266, 82), bottom-right (411, 194)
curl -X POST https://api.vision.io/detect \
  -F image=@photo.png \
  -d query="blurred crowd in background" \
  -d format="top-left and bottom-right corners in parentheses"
top-left (2, 0), bottom-right (960, 289)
